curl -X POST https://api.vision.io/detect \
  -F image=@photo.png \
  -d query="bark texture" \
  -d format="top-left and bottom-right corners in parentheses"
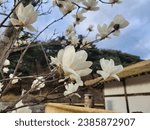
top-left (0, 0), bottom-right (38, 70)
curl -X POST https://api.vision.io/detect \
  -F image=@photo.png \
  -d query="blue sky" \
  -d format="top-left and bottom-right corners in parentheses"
top-left (33, 0), bottom-right (150, 60)
top-left (1, 0), bottom-right (150, 59)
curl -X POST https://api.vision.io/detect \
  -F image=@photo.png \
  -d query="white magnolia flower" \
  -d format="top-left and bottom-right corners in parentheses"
top-left (10, 3), bottom-right (38, 32)
top-left (86, 25), bottom-right (94, 32)
top-left (21, 89), bottom-right (26, 96)
top-left (80, 38), bottom-right (92, 48)
top-left (23, 40), bottom-right (27, 45)
top-left (51, 45), bottom-right (93, 86)
top-left (72, 12), bottom-right (86, 25)
top-left (82, 0), bottom-right (99, 11)
top-left (0, 82), bottom-right (4, 92)
top-left (52, 0), bottom-right (59, 6)
top-left (61, 40), bottom-right (66, 45)
top-left (97, 24), bottom-right (110, 39)
top-left (59, 1), bottom-right (75, 15)
top-left (3, 59), bottom-right (10, 66)
top-left (109, 15), bottom-right (129, 36)
top-left (53, 0), bottom-right (64, 7)
top-left (97, 58), bottom-right (123, 81)
top-left (3, 67), bottom-right (9, 73)
top-left (18, 39), bottom-right (22, 44)
top-left (64, 83), bottom-right (81, 97)
top-left (9, 74), bottom-right (19, 84)
top-left (11, 100), bottom-right (32, 113)
top-left (14, 39), bottom-right (30, 47)
top-left (70, 0), bottom-right (84, 3)
top-left (65, 25), bottom-right (76, 38)
top-left (109, 0), bottom-right (122, 5)
top-left (70, 36), bottom-right (79, 46)
top-left (31, 76), bottom-right (45, 90)
top-left (14, 41), bottom-right (19, 47)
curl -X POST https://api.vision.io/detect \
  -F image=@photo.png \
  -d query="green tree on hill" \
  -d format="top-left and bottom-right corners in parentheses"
top-left (8, 42), bottom-right (142, 75)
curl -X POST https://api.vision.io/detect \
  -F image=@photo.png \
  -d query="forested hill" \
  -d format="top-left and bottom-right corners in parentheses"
top-left (9, 42), bottom-right (142, 75)
top-left (87, 47), bottom-right (142, 72)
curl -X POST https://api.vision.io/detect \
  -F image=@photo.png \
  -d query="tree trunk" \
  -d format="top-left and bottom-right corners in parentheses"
top-left (0, 0), bottom-right (37, 70)
top-left (0, 23), bottom-right (21, 70)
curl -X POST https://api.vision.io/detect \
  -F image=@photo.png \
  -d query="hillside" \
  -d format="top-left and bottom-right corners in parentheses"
top-left (0, 41), bottom-right (142, 102)
top-left (8, 41), bottom-right (142, 75)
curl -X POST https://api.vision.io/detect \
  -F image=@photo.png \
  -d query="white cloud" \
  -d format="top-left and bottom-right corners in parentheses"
top-left (1, 0), bottom-right (150, 59)
top-left (144, 54), bottom-right (150, 60)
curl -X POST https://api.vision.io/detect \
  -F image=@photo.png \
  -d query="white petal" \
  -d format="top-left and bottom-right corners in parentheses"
top-left (97, 24), bottom-right (101, 32)
top-left (107, 59), bottom-right (114, 72)
top-left (17, 107), bottom-right (32, 113)
top-left (62, 46), bottom-right (75, 67)
top-left (113, 30), bottom-right (120, 36)
top-left (76, 68), bottom-right (92, 77)
top-left (97, 70), bottom-right (110, 80)
top-left (100, 58), bottom-right (108, 71)
top-left (65, 84), bottom-right (70, 90)
top-left (64, 90), bottom-right (69, 96)
top-left (63, 66), bottom-right (79, 76)
top-left (12, 78), bottom-right (19, 84)
top-left (74, 50), bottom-right (88, 61)
top-left (74, 93), bottom-right (81, 98)
top-left (15, 100), bottom-right (23, 108)
top-left (111, 74), bottom-right (120, 81)
top-left (26, 25), bottom-right (37, 32)
top-left (57, 49), bottom-right (64, 63)
top-left (71, 84), bottom-right (79, 92)
top-left (27, 12), bottom-right (38, 24)
top-left (10, 18), bottom-right (22, 26)
top-left (71, 61), bottom-right (92, 71)
top-left (9, 73), bottom-right (13, 78)
top-left (114, 15), bottom-right (123, 24)
top-left (76, 78), bottom-right (83, 86)
top-left (69, 74), bottom-right (83, 86)
top-left (16, 3), bottom-right (24, 18)
top-left (50, 56), bottom-right (60, 66)
top-left (120, 20), bottom-right (129, 28)
top-left (76, 77), bottom-right (83, 86)
top-left (110, 59), bottom-right (115, 67)
top-left (23, 4), bottom-right (34, 17)
top-left (111, 65), bottom-right (123, 74)
top-left (63, 66), bottom-right (80, 80)
top-left (3, 59), bottom-right (10, 66)
top-left (3, 67), bottom-right (9, 73)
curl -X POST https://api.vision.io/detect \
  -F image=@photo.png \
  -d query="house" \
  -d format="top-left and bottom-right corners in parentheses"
top-left (102, 60), bottom-right (150, 113)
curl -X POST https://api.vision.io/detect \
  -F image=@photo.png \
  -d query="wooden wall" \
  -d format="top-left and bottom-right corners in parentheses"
top-left (104, 74), bottom-right (150, 113)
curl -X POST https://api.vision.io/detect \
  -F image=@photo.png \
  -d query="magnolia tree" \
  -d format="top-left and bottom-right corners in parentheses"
top-left (0, 0), bottom-right (129, 113)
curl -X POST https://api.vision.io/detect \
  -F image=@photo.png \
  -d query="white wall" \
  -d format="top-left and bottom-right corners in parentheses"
top-left (104, 81), bottom-right (124, 95)
top-left (105, 97), bottom-right (127, 113)
top-left (104, 74), bottom-right (150, 113)
top-left (126, 75), bottom-right (150, 94)
top-left (128, 96), bottom-right (150, 113)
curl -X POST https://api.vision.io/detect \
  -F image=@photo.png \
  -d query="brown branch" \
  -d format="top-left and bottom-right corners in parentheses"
top-left (82, 29), bottom-right (115, 48)
top-left (0, 13), bottom-right (70, 98)
top-left (84, 77), bottom-right (103, 86)
top-left (0, 12), bottom-right (8, 16)
top-left (0, 73), bottom-right (54, 82)
top-left (0, 0), bottom-right (22, 27)
top-left (0, 72), bottom-right (57, 113)
top-left (39, 43), bottom-right (52, 71)
top-left (98, 0), bottom-right (113, 4)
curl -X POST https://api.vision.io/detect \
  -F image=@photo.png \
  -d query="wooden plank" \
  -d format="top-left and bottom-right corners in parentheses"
top-left (45, 103), bottom-right (112, 113)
